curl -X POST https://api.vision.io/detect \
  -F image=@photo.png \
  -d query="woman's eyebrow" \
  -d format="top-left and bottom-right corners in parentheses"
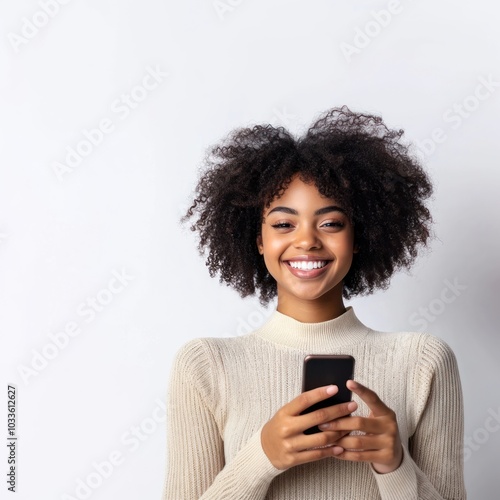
top-left (267, 205), bottom-right (346, 216)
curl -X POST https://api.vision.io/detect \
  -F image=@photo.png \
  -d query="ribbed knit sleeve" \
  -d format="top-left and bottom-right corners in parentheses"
top-left (371, 335), bottom-right (466, 500)
top-left (162, 339), bottom-right (282, 500)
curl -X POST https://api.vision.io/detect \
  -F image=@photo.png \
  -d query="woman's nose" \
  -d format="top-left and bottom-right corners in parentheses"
top-left (293, 225), bottom-right (321, 250)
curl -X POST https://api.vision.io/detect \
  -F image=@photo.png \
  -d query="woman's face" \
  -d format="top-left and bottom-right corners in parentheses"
top-left (257, 175), bottom-right (357, 312)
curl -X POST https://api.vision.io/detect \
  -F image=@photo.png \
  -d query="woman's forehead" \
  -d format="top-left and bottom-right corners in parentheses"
top-left (266, 176), bottom-right (340, 207)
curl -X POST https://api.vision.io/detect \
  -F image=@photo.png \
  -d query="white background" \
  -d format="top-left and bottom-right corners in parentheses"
top-left (1, 0), bottom-right (499, 498)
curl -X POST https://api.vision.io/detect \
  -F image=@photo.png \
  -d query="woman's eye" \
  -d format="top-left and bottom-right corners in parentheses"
top-left (322, 221), bottom-right (344, 228)
top-left (270, 221), bottom-right (345, 230)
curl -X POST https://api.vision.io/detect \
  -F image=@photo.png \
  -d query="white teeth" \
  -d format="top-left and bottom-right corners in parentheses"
top-left (289, 261), bottom-right (327, 270)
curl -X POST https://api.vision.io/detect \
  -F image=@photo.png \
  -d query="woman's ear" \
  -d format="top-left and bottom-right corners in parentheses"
top-left (353, 242), bottom-right (359, 254)
top-left (256, 234), bottom-right (263, 255)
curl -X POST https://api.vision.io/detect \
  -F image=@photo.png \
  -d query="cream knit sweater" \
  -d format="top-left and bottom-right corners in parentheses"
top-left (162, 307), bottom-right (466, 499)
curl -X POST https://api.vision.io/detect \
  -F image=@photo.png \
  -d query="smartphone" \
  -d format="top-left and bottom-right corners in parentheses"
top-left (300, 354), bottom-right (355, 434)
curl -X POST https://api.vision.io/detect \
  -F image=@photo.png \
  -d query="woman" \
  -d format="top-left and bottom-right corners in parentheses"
top-left (162, 106), bottom-right (466, 499)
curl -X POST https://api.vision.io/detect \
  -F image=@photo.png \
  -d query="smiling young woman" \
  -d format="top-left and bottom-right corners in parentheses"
top-left (257, 176), bottom-right (357, 323)
top-left (162, 106), bottom-right (466, 500)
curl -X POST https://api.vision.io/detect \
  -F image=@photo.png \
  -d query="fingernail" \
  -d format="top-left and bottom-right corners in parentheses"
top-left (326, 385), bottom-right (337, 395)
top-left (319, 423), bottom-right (329, 430)
top-left (347, 402), bottom-right (357, 411)
top-left (332, 446), bottom-right (344, 455)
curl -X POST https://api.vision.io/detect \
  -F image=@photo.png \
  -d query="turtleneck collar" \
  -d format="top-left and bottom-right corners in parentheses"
top-left (253, 306), bottom-right (371, 352)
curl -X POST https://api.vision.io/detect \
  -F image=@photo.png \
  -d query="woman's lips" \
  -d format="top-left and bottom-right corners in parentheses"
top-left (284, 260), bottom-right (332, 279)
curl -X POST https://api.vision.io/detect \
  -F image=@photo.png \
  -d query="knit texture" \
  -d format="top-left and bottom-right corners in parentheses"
top-left (162, 307), bottom-right (466, 499)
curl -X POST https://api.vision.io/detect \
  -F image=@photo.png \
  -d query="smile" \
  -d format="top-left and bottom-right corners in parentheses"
top-left (287, 260), bottom-right (328, 270)
top-left (284, 260), bottom-right (332, 279)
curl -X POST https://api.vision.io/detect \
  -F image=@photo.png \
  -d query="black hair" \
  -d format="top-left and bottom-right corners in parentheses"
top-left (183, 106), bottom-right (433, 305)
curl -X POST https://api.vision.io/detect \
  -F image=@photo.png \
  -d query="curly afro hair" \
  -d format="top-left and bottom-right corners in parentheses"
top-left (182, 106), bottom-right (433, 306)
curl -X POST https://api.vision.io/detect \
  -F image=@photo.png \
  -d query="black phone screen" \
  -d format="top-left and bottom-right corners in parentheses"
top-left (300, 355), bottom-right (355, 434)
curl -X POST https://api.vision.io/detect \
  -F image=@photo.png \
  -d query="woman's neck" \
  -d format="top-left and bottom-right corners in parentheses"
top-left (276, 294), bottom-right (346, 323)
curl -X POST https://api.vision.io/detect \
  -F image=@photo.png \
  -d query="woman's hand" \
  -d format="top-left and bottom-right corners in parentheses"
top-left (261, 385), bottom-right (357, 470)
top-left (318, 380), bottom-right (403, 474)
